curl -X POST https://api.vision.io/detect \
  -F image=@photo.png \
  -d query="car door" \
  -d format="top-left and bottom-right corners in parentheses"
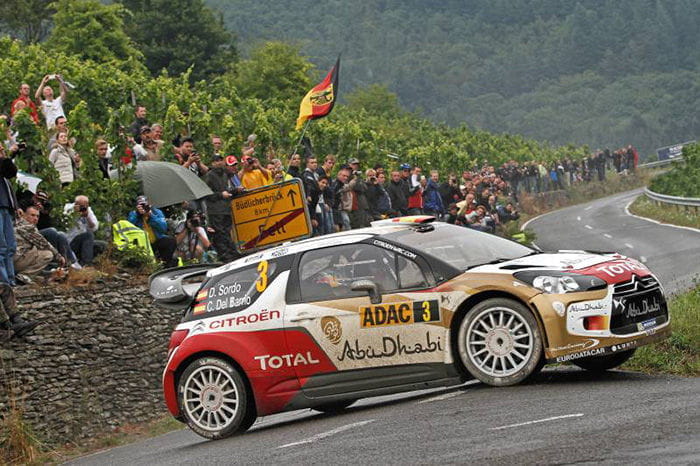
top-left (284, 242), bottom-right (448, 398)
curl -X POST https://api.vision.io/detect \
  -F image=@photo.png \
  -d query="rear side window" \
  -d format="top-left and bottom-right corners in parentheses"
top-left (184, 259), bottom-right (279, 321)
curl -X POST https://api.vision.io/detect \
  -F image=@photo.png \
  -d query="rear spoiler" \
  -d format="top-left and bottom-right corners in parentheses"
top-left (148, 263), bottom-right (221, 310)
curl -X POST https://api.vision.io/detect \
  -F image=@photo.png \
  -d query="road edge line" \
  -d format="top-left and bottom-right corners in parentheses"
top-left (624, 198), bottom-right (700, 235)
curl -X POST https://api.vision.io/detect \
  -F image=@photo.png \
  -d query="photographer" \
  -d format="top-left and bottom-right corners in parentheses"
top-left (365, 169), bottom-right (391, 220)
top-left (35, 74), bottom-right (69, 130)
top-left (127, 196), bottom-right (177, 267)
top-left (63, 195), bottom-right (99, 266)
top-left (176, 137), bottom-right (209, 177)
top-left (239, 151), bottom-right (271, 189)
top-left (346, 159), bottom-right (370, 228)
top-left (174, 210), bottom-right (211, 262)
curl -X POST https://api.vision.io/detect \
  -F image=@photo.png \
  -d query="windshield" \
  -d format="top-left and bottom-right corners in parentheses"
top-left (382, 223), bottom-right (534, 270)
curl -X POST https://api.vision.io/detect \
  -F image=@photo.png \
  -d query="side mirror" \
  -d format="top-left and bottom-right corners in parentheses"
top-left (351, 280), bottom-right (382, 304)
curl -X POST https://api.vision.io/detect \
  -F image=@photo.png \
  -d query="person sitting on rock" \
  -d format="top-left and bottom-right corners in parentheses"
top-left (14, 205), bottom-right (65, 276)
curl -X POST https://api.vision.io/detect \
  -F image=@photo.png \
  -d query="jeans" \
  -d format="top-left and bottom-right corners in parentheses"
top-left (0, 208), bottom-right (16, 285)
top-left (40, 227), bottom-right (77, 263)
top-left (71, 231), bottom-right (95, 265)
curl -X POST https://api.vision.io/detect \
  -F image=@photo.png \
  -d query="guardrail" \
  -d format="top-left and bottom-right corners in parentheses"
top-left (644, 187), bottom-right (700, 209)
top-left (638, 157), bottom-right (682, 169)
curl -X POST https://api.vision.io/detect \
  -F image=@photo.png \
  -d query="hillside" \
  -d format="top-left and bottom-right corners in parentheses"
top-left (208, 0), bottom-right (700, 157)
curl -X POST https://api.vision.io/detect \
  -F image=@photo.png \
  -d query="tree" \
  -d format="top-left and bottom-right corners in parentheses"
top-left (47, 0), bottom-right (142, 64)
top-left (0, 0), bottom-right (54, 43)
top-left (232, 42), bottom-right (312, 106)
top-left (345, 84), bottom-right (402, 117)
top-left (118, 0), bottom-right (237, 81)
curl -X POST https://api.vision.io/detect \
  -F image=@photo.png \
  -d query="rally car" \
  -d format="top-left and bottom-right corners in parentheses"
top-left (150, 217), bottom-right (670, 440)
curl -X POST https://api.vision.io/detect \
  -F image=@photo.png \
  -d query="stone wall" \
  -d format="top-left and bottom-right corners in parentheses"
top-left (0, 280), bottom-right (181, 444)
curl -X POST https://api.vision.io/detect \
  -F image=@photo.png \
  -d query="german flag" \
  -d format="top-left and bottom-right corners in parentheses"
top-left (296, 57), bottom-right (340, 130)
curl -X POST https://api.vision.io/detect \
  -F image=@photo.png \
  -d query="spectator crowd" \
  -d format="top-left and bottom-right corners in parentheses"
top-left (0, 76), bottom-right (641, 341)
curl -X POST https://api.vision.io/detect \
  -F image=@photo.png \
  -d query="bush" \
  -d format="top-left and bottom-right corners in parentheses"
top-left (650, 143), bottom-right (700, 197)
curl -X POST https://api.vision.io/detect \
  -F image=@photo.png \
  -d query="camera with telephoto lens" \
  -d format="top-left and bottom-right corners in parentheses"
top-left (188, 210), bottom-right (205, 229)
top-left (79, 205), bottom-right (88, 213)
top-left (137, 202), bottom-right (150, 213)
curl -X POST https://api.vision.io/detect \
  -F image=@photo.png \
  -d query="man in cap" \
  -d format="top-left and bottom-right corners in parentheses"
top-left (204, 155), bottom-right (241, 262)
top-left (127, 196), bottom-right (177, 267)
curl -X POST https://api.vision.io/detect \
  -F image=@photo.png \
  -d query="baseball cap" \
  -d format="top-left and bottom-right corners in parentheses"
top-left (212, 154), bottom-right (224, 162)
top-left (136, 195), bottom-right (149, 205)
top-left (241, 154), bottom-right (254, 163)
top-left (225, 155), bottom-right (238, 166)
top-left (348, 157), bottom-right (360, 165)
top-left (400, 163), bottom-right (411, 170)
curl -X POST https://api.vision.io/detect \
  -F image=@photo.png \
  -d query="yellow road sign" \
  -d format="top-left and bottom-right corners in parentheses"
top-left (230, 179), bottom-right (312, 253)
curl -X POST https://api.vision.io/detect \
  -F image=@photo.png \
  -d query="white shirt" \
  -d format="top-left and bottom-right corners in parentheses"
top-left (41, 97), bottom-right (65, 129)
top-left (63, 203), bottom-right (99, 241)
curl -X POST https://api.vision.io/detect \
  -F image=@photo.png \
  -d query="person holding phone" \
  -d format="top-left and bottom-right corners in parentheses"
top-left (35, 74), bottom-right (69, 129)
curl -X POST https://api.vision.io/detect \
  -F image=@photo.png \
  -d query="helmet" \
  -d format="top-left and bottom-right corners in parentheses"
top-left (399, 163), bottom-right (411, 170)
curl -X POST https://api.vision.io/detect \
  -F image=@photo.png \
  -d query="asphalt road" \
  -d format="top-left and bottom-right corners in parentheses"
top-left (67, 189), bottom-right (700, 465)
top-left (523, 188), bottom-right (700, 294)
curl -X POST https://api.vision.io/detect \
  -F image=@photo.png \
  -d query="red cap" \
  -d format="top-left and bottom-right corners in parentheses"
top-left (225, 155), bottom-right (238, 166)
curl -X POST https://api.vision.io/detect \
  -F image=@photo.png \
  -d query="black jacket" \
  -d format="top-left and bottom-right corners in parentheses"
top-left (204, 167), bottom-right (232, 216)
top-left (386, 179), bottom-right (407, 214)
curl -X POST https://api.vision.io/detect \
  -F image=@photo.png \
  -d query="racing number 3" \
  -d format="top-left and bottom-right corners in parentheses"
top-left (422, 301), bottom-right (431, 321)
top-left (256, 260), bottom-right (268, 292)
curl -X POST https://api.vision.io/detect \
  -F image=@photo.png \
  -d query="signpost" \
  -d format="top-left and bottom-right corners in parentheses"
top-left (656, 140), bottom-right (695, 161)
top-left (230, 179), bottom-right (312, 254)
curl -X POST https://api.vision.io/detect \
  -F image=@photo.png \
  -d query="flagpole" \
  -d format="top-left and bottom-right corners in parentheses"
top-left (248, 119), bottom-right (313, 253)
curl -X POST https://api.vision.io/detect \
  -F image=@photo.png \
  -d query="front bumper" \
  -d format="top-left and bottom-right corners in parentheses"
top-left (530, 277), bottom-right (671, 363)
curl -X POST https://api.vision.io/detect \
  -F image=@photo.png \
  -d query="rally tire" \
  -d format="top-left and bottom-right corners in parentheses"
top-left (457, 298), bottom-right (543, 387)
top-left (178, 357), bottom-right (256, 440)
top-left (573, 348), bottom-right (636, 372)
top-left (313, 399), bottom-right (356, 413)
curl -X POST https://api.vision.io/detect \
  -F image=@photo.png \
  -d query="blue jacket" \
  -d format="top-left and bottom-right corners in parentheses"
top-left (127, 207), bottom-right (169, 240)
top-left (423, 179), bottom-right (444, 214)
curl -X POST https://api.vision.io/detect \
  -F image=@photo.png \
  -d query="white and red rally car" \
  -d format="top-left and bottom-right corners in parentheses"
top-left (150, 218), bottom-right (669, 439)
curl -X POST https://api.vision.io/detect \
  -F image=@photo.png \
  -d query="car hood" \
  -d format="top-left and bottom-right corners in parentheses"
top-left (472, 249), bottom-right (650, 281)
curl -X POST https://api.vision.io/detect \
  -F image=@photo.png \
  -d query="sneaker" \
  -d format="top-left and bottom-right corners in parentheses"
top-left (10, 315), bottom-right (40, 337)
top-left (15, 274), bottom-right (33, 285)
top-left (70, 263), bottom-right (83, 270)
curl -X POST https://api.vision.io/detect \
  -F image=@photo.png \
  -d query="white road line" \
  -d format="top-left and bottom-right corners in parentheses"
top-left (584, 206), bottom-right (592, 211)
top-left (603, 233), bottom-right (612, 238)
top-left (418, 392), bottom-right (461, 404)
top-left (489, 413), bottom-right (584, 431)
top-left (585, 225), bottom-right (593, 230)
top-left (576, 216), bottom-right (581, 221)
top-left (277, 420), bottom-right (375, 449)
top-left (624, 199), bottom-right (700, 234)
top-left (625, 243), bottom-right (634, 249)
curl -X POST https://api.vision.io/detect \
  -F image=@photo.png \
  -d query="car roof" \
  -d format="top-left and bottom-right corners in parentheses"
top-left (208, 223), bottom-right (424, 277)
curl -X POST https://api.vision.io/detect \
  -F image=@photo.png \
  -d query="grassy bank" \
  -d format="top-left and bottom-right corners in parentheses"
top-left (628, 195), bottom-right (700, 230)
top-left (623, 285), bottom-right (700, 376)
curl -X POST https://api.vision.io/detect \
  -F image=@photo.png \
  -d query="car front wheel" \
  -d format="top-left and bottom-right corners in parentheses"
top-left (457, 298), bottom-right (543, 386)
top-left (178, 357), bottom-right (256, 440)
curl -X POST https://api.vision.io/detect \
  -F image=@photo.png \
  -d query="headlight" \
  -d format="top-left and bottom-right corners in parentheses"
top-left (514, 270), bottom-right (607, 294)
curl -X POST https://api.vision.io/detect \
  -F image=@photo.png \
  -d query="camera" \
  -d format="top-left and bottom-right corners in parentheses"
top-left (17, 142), bottom-right (26, 151)
top-left (137, 202), bottom-right (150, 213)
top-left (79, 205), bottom-right (88, 213)
top-left (188, 211), bottom-right (205, 229)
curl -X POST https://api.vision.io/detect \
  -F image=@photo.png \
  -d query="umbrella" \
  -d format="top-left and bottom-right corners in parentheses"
top-left (111, 161), bottom-right (213, 208)
top-left (17, 171), bottom-right (42, 193)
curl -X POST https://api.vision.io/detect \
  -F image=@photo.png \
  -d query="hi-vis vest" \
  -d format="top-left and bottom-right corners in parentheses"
top-left (112, 220), bottom-right (154, 257)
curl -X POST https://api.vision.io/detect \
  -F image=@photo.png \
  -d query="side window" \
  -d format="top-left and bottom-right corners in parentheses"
top-left (398, 256), bottom-right (429, 289)
top-left (187, 260), bottom-right (278, 320)
top-left (299, 245), bottom-right (398, 302)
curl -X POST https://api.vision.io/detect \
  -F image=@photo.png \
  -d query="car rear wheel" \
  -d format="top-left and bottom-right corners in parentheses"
top-left (573, 348), bottom-right (636, 372)
top-left (457, 298), bottom-right (543, 386)
top-left (178, 357), bottom-right (256, 440)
